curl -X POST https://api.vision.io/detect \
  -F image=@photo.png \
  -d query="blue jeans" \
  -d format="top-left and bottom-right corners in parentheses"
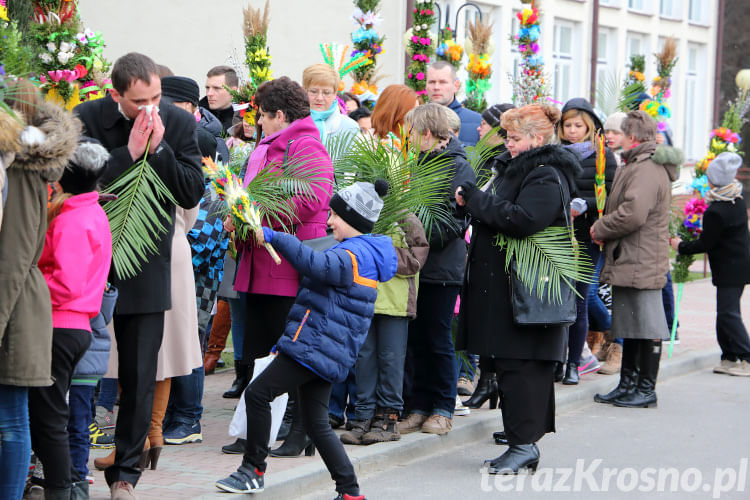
top-left (228, 293), bottom-right (247, 362)
top-left (405, 283), bottom-right (459, 418)
top-left (165, 366), bottom-right (204, 428)
top-left (568, 243), bottom-right (600, 364)
top-left (68, 385), bottom-right (95, 479)
top-left (98, 377), bottom-right (118, 411)
top-left (0, 384), bottom-right (30, 500)
top-left (354, 315), bottom-right (409, 420)
top-left (587, 253), bottom-right (611, 332)
top-left (329, 368), bottom-right (357, 421)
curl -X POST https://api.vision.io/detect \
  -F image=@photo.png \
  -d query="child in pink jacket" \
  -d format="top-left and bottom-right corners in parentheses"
top-left (29, 140), bottom-right (113, 497)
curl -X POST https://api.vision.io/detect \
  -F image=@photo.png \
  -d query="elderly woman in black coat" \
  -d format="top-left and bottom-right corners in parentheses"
top-left (455, 104), bottom-right (582, 474)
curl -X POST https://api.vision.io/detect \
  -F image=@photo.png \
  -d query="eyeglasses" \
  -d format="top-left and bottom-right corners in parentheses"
top-left (307, 88), bottom-right (335, 97)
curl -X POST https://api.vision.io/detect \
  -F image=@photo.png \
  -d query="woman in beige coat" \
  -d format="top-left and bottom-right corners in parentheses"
top-left (99, 206), bottom-right (201, 470)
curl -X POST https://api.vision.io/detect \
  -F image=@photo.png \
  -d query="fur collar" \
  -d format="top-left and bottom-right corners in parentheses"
top-left (11, 102), bottom-right (81, 179)
top-left (503, 144), bottom-right (583, 186)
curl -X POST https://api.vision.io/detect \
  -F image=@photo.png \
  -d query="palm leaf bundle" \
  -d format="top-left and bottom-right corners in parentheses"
top-left (203, 151), bottom-right (332, 263)
top-left (328, 132), bottom-right (454, 238)
top-left (495, 227), bottom-right (594, 305)
top-left (103, 140), bottom-right (177, 280)
top-left (464, 126), bottom-right (503, 187)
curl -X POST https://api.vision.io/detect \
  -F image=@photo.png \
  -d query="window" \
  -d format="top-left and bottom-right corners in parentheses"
top-left (511, 10), bottom-right (523, 85)
top-left (626, 31), bottom-right (648, 59)
top-left (682, 44), bottom-right (707, 160)
top-left (627, 0), bottom-right (649, 13)
top-left (552, 20), bottom-right (579, 103)
top-left (688, 0), bottom-right (707, 24)
top-left (659, 0), bottom-right (682, 19)
top-left (596, 27), bottom-right (619, 114)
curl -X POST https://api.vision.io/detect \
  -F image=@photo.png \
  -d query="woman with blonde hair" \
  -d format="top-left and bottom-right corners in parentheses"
top-left (455, 104), bottom-right (582, 473)
top-left (302, 63), bottom-right (359, 146)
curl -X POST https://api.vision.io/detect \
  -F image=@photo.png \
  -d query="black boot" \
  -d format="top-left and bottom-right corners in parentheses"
top-left (553, 362), bottom-right (564, 382)
top-left (484, 443), bottom-right (540, 474)
top-left (562, 360), bottom-right (579, 385)
top-left (221, 438), bottom-right (247, 454)
top-left (463, 372), bottom-right (499, 409)
top-left (269, 402), bottom-right (315, 457)
top-left (493, 431), bottom-right (508, 445)
top-left (614, 340), bottom-right (660, 408)
top-left (223, 360), bottom-right (250, 398)
top-left (594, 339), bottom-right (640, 404)
top-left (277, 392), bottom-right (296, 441)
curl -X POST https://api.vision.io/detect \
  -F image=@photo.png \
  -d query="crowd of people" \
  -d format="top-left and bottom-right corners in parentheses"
top-left (0, 50), bottom-right (749, 500)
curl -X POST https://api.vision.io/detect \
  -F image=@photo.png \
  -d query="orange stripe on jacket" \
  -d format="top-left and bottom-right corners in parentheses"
top-left (345, 250), bottom-right (377, 289)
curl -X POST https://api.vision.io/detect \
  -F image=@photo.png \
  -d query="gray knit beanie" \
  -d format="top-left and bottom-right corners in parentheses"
top-left (604, 112), bottom-right (627, 134)
top-left (329, 180), bottom-right (389, 233)
top-left (706, 152), bottom-right (742, 187)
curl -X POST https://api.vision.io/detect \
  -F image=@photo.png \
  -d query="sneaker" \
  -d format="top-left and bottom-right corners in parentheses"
top-left (216, 466), bottom-right (264, 493)
top-left (421, 414), bottom-right (452, 435)
top-left (454, 395), bottom-right (471, 416)
top-left (578, 354), bottom-right (601, 375)
top-left (333, 495), bottom-right (367, 500)
top-left (89, 422), bottom-right (115, 449)
top-left (398, 413), bottom-right (428, 435)
top-left (164, 422), bottom-right (203, 445)
top-left (95, 406), bottom-right (116, 430)
top-left (713, 359), bottom-right (738, 375)
top-left (457, 377), bottom-right (474, 396)
top-left (86, 474), bottom-right (95, 485)
top-left (727, 360), bottom-right (750, 377)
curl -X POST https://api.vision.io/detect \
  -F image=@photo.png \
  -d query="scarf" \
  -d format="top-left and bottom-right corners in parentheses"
top-left (705, 180), bottom-right (744, 204)
top-left (309, 101), bottom-right (337, 144)
top-left (564, 141), bottom-right (595, 161)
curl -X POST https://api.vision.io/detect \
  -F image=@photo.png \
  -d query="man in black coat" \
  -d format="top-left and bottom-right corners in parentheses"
top-left (74, 52), bottom-right (204, 496)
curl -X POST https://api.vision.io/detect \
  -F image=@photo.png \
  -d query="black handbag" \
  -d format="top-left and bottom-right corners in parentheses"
top-left (509, 168), bottom-right (577, 328)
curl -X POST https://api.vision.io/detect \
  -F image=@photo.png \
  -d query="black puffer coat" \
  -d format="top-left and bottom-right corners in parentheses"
top-left (456, 145), bottom-right (582, 361)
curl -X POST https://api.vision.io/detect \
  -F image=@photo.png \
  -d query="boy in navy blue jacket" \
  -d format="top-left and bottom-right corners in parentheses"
top-left (216, 181), bottom-right (397, 499)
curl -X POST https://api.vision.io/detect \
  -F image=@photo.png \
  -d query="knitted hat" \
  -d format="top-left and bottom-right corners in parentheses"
top-left (481, 103), bottom-right (514, 129)
top-left (59, 139), bottom-right (110, 195)
top-left (706, 152), bottom-right (743, 187)
top-left (604, 112), bottom-right (627, 133)
top-left (329, 180), bottom-right (389, 234)
top-left (161, 76), bottom-right (200, 106)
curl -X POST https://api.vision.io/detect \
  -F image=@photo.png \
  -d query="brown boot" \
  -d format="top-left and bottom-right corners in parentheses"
top-left (598, 343), bottom-right (623, 375)
top-left (204, 300), bottom-right (231, 374)
top-left (141, 379), bottom-right (170, 470)
top-left (596, 331), bottom-right (614, 361)
top-left (94, 437), bottom-right (150, 471)
top-left (339, 418), bottom-right (372, 445)
top-left (587, 331), bottom-right (605, 358)
top-left (361, 410), bottom-right (401, 444)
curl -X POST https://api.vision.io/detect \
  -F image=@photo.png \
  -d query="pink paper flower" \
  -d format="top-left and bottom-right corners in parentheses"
top-left (411, 35), bottom-right (419, 43)
top-left (416, 72), bottom-right (425, 80)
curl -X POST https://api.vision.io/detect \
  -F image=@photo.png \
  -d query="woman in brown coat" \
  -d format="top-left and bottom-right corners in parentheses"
top-left (591, 110), bottom-right (683, 409)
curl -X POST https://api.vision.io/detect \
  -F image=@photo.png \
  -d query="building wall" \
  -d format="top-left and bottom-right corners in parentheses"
top-left (78, 0), bottom-right (716, 159)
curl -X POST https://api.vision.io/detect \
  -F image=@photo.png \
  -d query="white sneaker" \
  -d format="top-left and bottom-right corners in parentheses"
top-left (727, 360), bottom-right (750, 377)
top-left (454, 395), bottom-right (471, 416)
top-left (713, 359), bottom-right (738, 375)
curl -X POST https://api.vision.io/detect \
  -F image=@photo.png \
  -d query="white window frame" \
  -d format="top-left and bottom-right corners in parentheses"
top-left (682, 43), bottom-right (707, 160)
top-left (688, 0), bottom-right (708, 25)
top-left (627, 0), bottom-right (651, 14)
top-left (626, 31), bottom-right (648, 60)
top-left (599, 0), bottom-right (620, 7)
top-left (552, 19), bottom-right (579, 104)
top-left (659, 0), bottom-right (682, 20)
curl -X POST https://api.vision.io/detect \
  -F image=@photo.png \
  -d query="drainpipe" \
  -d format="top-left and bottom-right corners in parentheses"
top-left (589, 0), bottom-right (600, 106)
top-left (712, 0), bottom-right (725, 127)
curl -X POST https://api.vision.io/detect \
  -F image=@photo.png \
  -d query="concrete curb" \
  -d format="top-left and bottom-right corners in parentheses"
top-left (207, 347), bottom-right (720, 499)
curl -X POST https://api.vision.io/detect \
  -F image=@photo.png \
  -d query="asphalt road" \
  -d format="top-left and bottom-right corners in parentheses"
top-left (299, 369), bottom-right (750, 500)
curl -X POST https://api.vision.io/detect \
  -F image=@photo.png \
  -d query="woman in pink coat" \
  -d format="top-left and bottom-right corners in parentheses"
top-left (224, 76), bottom-right (334, 399)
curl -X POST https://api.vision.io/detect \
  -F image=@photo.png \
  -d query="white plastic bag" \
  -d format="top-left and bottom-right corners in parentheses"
top-left (228, 354), bottom-right (289, 446)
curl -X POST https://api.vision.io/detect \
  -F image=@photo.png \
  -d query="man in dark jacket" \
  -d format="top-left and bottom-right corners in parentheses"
top-left (426, 61), bottom-right (482, 146)
top-left (399, 103), bottom-right (476, 436)
top-left (74, 52), bottom-right (204, 497)
top-left (199, 65), bottom-right (239, 133)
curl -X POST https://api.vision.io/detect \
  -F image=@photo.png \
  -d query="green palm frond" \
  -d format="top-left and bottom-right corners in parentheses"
top-left (495, 227), bottom-right (595, 304)
top-left (595, 70), bottom-right (623, 117)
top-left (103, 145), bottom-right (177, 280)
top-left (465, 127), bottom-right (503, 186)
top-left (329, 134), bottom-right (454, 238)
top-left (618, 81), bottom-right (647, 112)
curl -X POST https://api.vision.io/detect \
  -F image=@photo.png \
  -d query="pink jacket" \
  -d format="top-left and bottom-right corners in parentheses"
top-left (38, 192), bottom-right (112, 331)
top-left (235, 115), bottom-right (334, 296)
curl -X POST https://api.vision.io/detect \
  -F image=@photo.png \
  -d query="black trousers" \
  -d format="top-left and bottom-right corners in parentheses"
top-left (243, 353), bottom-right (359, 496)
top-left (28, 328), bottom-right (91, 489)
top-left (716, 286), bottom-right (750, 362)
top-left (242, 294), bottom-right (295, 362)
top-left (105, 312), bottom-right (164, 487)
top-left (493, 358), bottom-right (556, 446)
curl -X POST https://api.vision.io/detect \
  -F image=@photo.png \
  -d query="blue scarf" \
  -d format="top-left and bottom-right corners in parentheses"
top-left (564, 141), bottom-right (595, 160)
top-left (310, 101), bottom-right (337, 144)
